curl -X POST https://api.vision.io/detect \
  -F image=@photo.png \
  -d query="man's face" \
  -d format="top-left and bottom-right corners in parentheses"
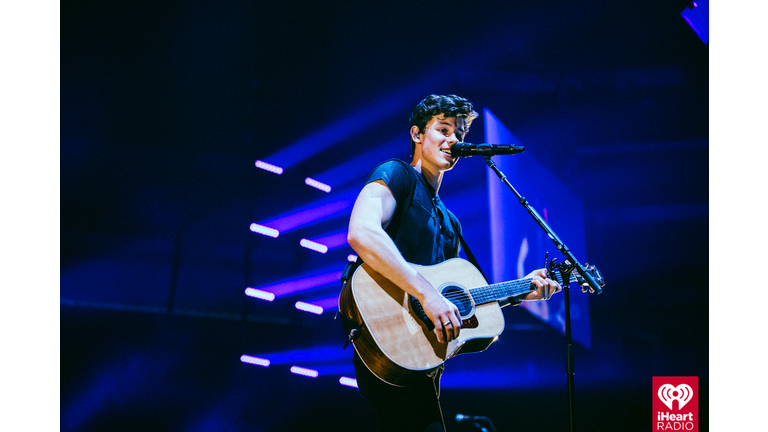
top-left (415, 114), bottom-right (466, 172)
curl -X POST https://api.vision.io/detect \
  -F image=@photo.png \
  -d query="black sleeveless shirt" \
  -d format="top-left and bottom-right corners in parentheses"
top-left (365, 159), bottom-right (462, 265)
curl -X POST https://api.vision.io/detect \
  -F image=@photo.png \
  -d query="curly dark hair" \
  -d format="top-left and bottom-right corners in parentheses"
top-left (408, 94), bottom-right (479, 156)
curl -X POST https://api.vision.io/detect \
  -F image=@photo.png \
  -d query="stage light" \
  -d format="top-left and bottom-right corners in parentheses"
top-left (302, 296), bottom-right (338, 310)
top-left (290, 366), bottom-right (319, 378)
top-left (339, 377), bottom-right (358, 388)
top-left (261, 199), bottom-right (352, 234)
top-left (254, 160), bottom-right (284, 175)
top-left (305, 177), bottom-right (331, 193)
top-left (309, 231), bottom-right (348, 251)
top-left (244, 288), bottom-right (275, 302)
top-left (240, 355), bottom-right (270, 367)
top-left (250, 269), bottom-right (341, 297)
top-left (347, 254), bottom-right (358, 262)
top-left (310, 138), bottom-right (401, 189)
top-left (250, 345), bottom-right (351, 365)
top-left (249, 223), bottom-right (279, 238)
top-left (263, 83), bottom-right (449, 171)
top-left (681, 0), bottom-right (709, 44)
top-left (300, 239), bottom-right (328, 254)
top-left (295, 301), bottom-right (324, 315)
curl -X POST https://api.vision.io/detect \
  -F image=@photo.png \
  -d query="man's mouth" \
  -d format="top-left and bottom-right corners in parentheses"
top-left (441, 149), bottom-right (453, 157)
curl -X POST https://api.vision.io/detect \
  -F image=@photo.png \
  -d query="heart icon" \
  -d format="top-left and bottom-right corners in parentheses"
top-left (658, 383), bottom-right (694, 410)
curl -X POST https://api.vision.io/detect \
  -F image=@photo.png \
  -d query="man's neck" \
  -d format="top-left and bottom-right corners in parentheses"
top-left (410, 159), bottom-right (442, 193)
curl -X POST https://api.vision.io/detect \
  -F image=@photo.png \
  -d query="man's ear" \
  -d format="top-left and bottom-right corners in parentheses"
top-left (410, 125), bottom-right (422, 143)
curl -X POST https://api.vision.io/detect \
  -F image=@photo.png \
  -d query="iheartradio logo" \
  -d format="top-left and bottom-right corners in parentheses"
top-left (653, 377), bottom-right (698, 432)
top-left (658, 383), bottom-right (694, 410)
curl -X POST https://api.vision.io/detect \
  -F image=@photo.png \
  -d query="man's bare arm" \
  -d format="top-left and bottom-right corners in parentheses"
top-left (347, 180), bottom-right (461, 342)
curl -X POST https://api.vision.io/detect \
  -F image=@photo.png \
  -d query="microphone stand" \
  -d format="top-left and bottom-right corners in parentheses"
top-left (484, 156), bottom-right (603, 432)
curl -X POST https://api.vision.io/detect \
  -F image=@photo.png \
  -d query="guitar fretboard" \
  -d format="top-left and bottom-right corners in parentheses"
top-left (468, 271), bottom-right (578, 305)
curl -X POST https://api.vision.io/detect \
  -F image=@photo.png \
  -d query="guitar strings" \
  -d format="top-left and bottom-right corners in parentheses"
top-left (437, 271), bottom-right (581, 304)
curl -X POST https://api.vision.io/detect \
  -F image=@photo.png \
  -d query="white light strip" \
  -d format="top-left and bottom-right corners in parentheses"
top-left (250, 223), bottom-right (280, 238)
top-left (290, 366), bottom-right (319, 378)
top-left (295, 301), bottom-right (324, 315)
top-left (244, 288), bottom-right (276, 302)
top-left (254, 160), bottom-right (284, 175)
top-left (300, 239), bottom-right (328, 254)
top-left (305, 177), bottom-right (331, 193)
top-left (339, 376), bottom-right (358, 388)
top-left (240, 355), bottom-right (270, 367)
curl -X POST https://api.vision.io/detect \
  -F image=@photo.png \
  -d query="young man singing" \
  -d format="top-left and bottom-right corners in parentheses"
top-left (345, 94), bottom-right (562, 431)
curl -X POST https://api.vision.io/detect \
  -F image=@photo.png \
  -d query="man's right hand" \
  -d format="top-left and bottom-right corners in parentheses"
top-left (420, 291), bottom-right (462, 343)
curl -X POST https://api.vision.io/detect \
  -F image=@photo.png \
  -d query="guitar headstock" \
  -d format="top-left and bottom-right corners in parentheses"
top-left (547, 257), bottom-right (605, 294)
top-left (574, 263), bottom-right (605, 293)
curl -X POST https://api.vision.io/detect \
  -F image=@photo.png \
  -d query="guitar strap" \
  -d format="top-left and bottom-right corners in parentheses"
top-left (448, 215), bottom-right (521, 307)
top-left (447, 215), bottom-right (488, 283)
top-left (337, 208), bottom-right (519, 349)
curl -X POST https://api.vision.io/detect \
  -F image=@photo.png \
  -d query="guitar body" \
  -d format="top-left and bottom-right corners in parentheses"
top-left (339, 258), bottom-right (506, 387)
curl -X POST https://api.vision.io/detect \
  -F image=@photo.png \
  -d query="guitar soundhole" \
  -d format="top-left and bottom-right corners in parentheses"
top-left (441, 286), bottom-right (473, 317)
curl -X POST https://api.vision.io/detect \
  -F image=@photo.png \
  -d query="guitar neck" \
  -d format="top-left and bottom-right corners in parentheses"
top-left (468, 271), bottom-right (578, 304)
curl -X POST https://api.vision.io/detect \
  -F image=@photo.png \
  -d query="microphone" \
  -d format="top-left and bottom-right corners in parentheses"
top-left (450, 142), bottom-right (525, 157)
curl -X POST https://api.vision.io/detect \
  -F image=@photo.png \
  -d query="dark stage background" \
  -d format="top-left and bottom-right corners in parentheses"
top-left (60, 1), bottom-right (709, 431)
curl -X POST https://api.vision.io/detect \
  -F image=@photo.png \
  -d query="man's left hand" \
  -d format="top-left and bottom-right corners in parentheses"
top-left (522, 268), bottom-right (562, 301)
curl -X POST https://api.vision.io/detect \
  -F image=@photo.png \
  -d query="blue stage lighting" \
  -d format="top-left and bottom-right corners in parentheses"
top-left (240, 355), bottom-right (271, 367)
top-left (301, 295), bottom-right (338, 310)
top-left (244, 288), bottom-right (275, 302)
top-left (681, 0), bottom-right (709, 44)
top-left (260, 199), bottom-right (352, 234)
top-left (305, 177), bottom-right (332, 193)
top-left (249, 223), bottom-right (279, 238)
top-left (299, 239), bottom-right (328, 254)
top-left (307, 231), bottom-right (348, 251)
top-left (254, 160), bottom-right (284, 175)
top-left (295, 301), bottom-right (324, 315)
top-left (249, 268), bottom-right (341, 297)
top-left (339, 377), bottom-right (358, 388)
top-left (290, 366), bottom-right (319, 378)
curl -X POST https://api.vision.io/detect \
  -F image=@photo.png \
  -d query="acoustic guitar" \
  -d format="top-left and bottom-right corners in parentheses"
top-left (338, 257), bottom-right (601, 386)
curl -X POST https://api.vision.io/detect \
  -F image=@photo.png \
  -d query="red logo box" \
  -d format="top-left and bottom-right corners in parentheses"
top-left (653, 376), bottom-right (698, 431)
